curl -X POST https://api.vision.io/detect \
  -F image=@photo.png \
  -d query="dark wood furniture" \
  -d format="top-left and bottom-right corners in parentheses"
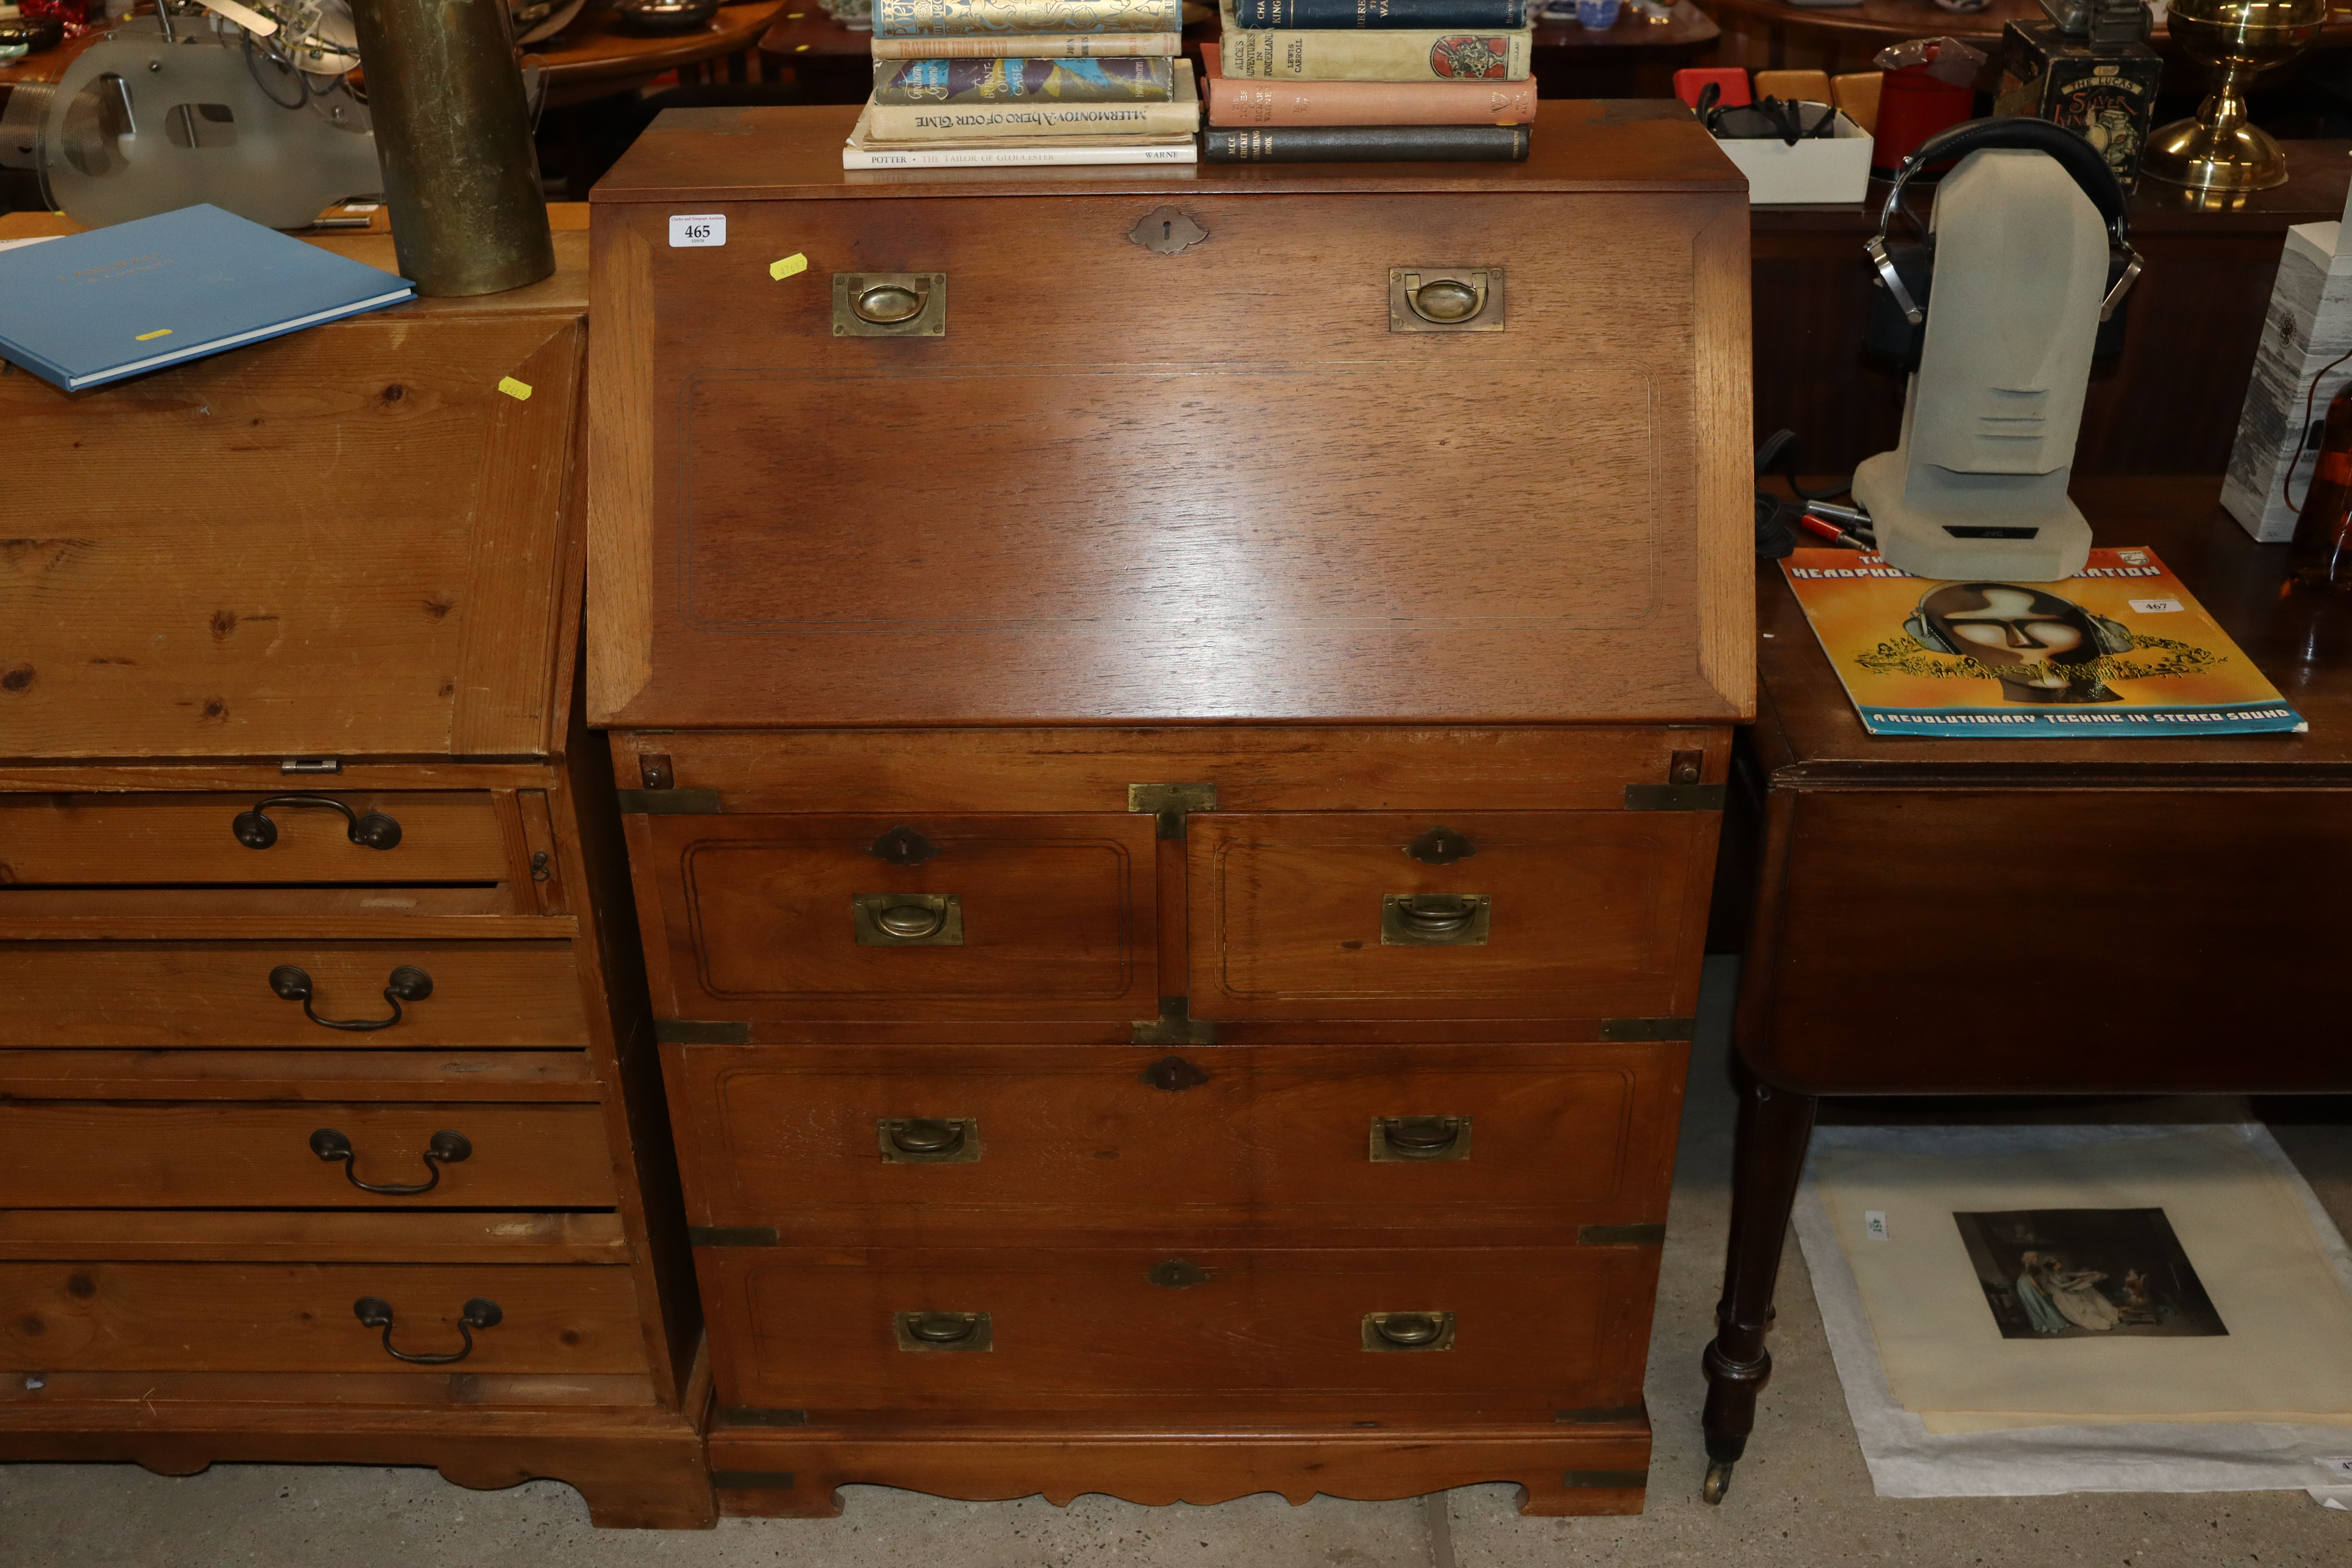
top-left (754, 8), bottom-right (873, 105)
top-left (587, 102), bottom-right (1751, 1516)
top-left (1751, 138), bottom-right (2352, 477)
top-left (1700, 474), bottom-right (2352, 1503)
top-left (536, 0), bottom-right (787, 109)
top-left (1701, 0), bottom-right (2352, 72)
top-left (0, 220), bottom-right (712, 1528)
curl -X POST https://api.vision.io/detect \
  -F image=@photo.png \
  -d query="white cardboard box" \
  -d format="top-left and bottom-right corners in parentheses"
top-left (2222, 216), bottom-right (2352, 542)
top-left (1712, 113), bottom-right (1875, 206)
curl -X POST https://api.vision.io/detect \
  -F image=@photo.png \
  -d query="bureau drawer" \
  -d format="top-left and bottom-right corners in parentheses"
top-left (639, 815), bottom-right (1154, 1022)
top-left (0, 942), bottom-right (588, 1047)
top-left (0, 792), bottom-right (510, 885)
top-left (0, 1103), bottom-right (616, 1208)
top-left (701, 1244), bottom-right (1656, 1413)
top-left (1188, 813), bottom-right (1716, 1022)
top-left (666, 1043), bottom-right (1682, 1238)
top-left (0, 1262), bottom-right (647, 1374)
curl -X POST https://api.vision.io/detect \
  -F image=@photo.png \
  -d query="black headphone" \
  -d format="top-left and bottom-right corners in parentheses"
top-left (1862, 118), bottom-right (2143, 372)
top-left (1903, 583), bottom-right (2135, 657)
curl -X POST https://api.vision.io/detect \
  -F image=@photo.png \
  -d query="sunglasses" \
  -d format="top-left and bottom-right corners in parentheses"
top-left (1693, 83), bottom-right (1839, 146)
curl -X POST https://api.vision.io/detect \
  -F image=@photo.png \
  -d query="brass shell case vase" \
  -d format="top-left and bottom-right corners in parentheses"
top-left (2141, 0), bottom-right (2327, 193)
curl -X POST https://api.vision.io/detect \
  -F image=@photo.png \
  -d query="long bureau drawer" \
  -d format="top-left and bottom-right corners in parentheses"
top-left (699, 1244), bottom-right (1656, 1414)
top-left (665, 1043), bottom-right (1681, 1239)
top-left (0, 1103), bottom-right (617, 1208)
top-left (0, 1262), bottom-right (649, 1374)
top-left (0, 792), bottom-right (510, 885)
top-left (0, 942), bottom-right (589, 1047)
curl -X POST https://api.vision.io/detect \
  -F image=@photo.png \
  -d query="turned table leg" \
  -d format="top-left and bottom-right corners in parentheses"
top-left (1699, 1072), bottom-right (1817, 1504)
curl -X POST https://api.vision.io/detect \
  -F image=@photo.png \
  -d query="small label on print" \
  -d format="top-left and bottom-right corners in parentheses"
top-left (1864, 1210), bottom-right (1890, 1242)
top-left (669, 214), bottom-right (726, 248)
top-left (2129, 598), bottom-right (2183, 614)
top-left (2317, 1456), bottom-right (2352, 1477)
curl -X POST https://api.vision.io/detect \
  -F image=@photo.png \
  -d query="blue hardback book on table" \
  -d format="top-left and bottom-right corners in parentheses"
top-left (0, 203), bottom-right (414, 392)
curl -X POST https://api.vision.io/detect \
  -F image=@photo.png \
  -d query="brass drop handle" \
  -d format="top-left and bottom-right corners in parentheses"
top-left (1378, 1116), bottom-right (1466, 1160)
top-left (877, 904), bottom-right (946, 939)
top-left (232, 795), bottom-right (403, 851)
top-left (353, 1295), bottom-right (501, 1365)
top-left (853, 283), bottom-right (927, 325)
top-left (269, 964), bottom-right (433, 1032)
top-left (1398, 896), bottom-right (1477, 934)
top-left (310, 1127), bottom-right (471, 1194)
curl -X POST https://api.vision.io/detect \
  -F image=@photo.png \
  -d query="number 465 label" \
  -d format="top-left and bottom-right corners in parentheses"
top-left (669, 214), bottom-right (726, 248)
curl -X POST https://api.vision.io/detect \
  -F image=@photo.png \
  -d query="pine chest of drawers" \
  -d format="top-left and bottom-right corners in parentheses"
top-left (588, 103), bottom-right (1751, 1515)
top-left (0, 223), bottom-right (710, 1527)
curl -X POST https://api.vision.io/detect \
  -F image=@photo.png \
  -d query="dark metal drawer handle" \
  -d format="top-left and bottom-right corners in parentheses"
top-left (878, 1117), bottom-right (979, 1163)
top-left (232, 795), bottom-right (403, 851)
top-left (1381, 893), bottom-right (1492, 947)
top-left (1398, 896), bottom-right (1476, 934)
top-left (1372, 1115), bottom-right (1471, 1161)
top-left (310, 1127), bottom-right (472, 1194)
top-left (895, 1310), bottom-right (993, 1351)
top-left (1363, 1310), bottom-right (1457, 1351)
top-left (269, 964), bottom-right (433, 1032)
top-left (353, 1295), bottom-right (501, 1365)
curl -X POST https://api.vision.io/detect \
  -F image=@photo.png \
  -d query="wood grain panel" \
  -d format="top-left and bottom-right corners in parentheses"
top-left (0, 941), bottom-right (587, 1047)
top-left (644, 814), bottom-right (1153, 1022)
top-left (665, 1042), bottom-right (1683, 1240)
top-left (0, 1211), bottom-right (628, 1264)
top-left (586, 219), bottom-right (656, 724)
top-left (701, 1244), bottom-right (1655, 1413)
top-left (0, 312), bottom-right (580, 759)
top-left (0, 1049), bottom-right (595, 1101)
top-left (0, 792), bottom-right (506, 884)
top-left (1189, 812), bottom-right (1716, 1021)
top-left (0, 1263), bottom-right (647, 1374)
top-left (0, 1103), bottom-right (616, 1208)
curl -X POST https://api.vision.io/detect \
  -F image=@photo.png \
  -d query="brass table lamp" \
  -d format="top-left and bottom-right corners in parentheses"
top-left (2141, 0), bottom-right (2326, 193)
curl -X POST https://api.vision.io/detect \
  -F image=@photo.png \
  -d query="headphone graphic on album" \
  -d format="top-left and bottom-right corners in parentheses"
top-left (1902, 586), bottom-right (2136, 659)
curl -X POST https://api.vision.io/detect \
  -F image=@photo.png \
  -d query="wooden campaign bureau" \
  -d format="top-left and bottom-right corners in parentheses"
top-left (588, 103), bottom-right (1753, 1515)
top-left (0, 225), bottom-right (711, 1527)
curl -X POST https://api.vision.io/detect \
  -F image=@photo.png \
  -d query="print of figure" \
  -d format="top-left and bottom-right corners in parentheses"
top-left (2035, 1252), bottom-right (2123, 1332)
top-left (1903, 582), bottom-right (2136, 706)
top-left (2014, 1250), bottom-right (2072, 1335)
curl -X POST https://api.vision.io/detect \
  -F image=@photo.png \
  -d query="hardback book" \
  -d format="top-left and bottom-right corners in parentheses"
top-left (1231, 0), bottom-right (1530, 25)
top-left (844, 107), bottom-right (1200, 165)
top-left (1203, 123), bottom-right (1529, 160)
top-left (873, 55), bottom-right (1173, 104)
top-left (1216, 0), bottom-right (1529, 80)
top-left (863, 56), bottom-right (1197, 139)
top-left (869, 31), bottom-right (1181, 56)
top-left (0, 203), bottom-right (412, 393)
top-left (1779, 545), bottom-right (2306, 737)
top-left (1201, 42), bottom-right (1533, 122)
top-left (875, 0), bottom-right (1181, 36)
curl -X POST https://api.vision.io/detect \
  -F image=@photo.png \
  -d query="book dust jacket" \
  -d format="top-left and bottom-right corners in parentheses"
top-left (1779, 546), bottom-right (2306, 739)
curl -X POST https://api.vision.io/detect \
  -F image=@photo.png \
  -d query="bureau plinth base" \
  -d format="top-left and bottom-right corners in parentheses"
top-left (0, 1399), bottom-right (716, 1530)
top-left (709, 1416), bottom-right (1650, 1519)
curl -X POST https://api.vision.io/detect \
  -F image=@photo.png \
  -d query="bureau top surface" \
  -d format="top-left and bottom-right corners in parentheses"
top-left (592, 102), bottom-right (1746, 204)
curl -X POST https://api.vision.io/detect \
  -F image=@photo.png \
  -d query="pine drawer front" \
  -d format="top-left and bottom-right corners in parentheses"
top-left (666, 1043), bottom-right (1681, 1239)
top-left (698, 1244), bottom-right (1657, 1414)
top-left (0, 1103), bottom-right (617, 1209)
top-left (640, 814), bottom-right (1155, 1022)
top-left (0, 942), bottom-right (589, 1048)
top-left (0, 1262), bottom-right (648, 1375)
top-left (0, 792), bottom-right (510, 886)
top-left (1188, 813), bottom-right (1716, 1023)
top-left (0, 313), bottom-right (584, 760)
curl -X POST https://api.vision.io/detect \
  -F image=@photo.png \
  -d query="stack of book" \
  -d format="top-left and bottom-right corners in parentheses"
top-left (846, 0), bottom-right (1201, 170)
top-left (1203, 0), bottom-right (1535, 163)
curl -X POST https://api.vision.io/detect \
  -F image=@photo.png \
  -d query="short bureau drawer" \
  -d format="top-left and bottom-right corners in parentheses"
top-left (1188, 813), bottom-right (1717, 1022)
top-left (0, 1262), bottom-right (648, 1375)
top-left (0, 941), bottom-right (588, 1047)
top-left (0, 792), bottom-right (510, 885)
top-left (0, 1103), bottom-right (616, 1208)
top-left (666, 1043), bottom-right (1681, 1239)
top-left (699, 1244), bottom-right (1656, 1414)
top-left (637, 814), bottom-right (1155, 1022)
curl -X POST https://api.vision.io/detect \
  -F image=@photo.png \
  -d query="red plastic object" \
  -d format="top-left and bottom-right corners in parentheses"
top-left (1870, 60), bottom-right (1976, 176)
top-left (1674, 68), bottom-right (1751, 111)
top-left (18, 0), bottom-right (97, 37)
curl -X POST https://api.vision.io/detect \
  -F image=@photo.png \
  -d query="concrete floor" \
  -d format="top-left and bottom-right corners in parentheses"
top-left (5, 960), bottom-right (2349, 1568)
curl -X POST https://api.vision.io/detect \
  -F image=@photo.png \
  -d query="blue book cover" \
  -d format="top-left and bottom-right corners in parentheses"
top-left (0, 203), bottom-right (414, 392)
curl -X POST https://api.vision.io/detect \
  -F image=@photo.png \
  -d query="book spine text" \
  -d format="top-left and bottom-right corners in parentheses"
top-left (1202, 123), bottom-right (1530, 160)
top-left (876, 0), bottom-right (1181, 37)
top-left (874, 56), bottom-right (1173, 103)
top-left (865, 96), bottom-right (1201, 138)
top-left (1206, 75), bottom-right (1535, 123)
top-left (1230, 0), bottom-right (1529, 27)
top-left (869, 32), bottom-right (1181, 55)
top-left (1216, 23), bottom-right (1530, 80)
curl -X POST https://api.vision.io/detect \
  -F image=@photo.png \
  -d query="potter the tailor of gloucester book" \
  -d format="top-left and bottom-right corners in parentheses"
top-left (1779, 546), bottom-right (2306, 738)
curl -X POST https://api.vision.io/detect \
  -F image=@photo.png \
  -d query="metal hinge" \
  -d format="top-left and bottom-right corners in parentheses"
top-left (655, 1020), bottom-right (751, 1045)
top-left (615, 788), bottom-right (722, 815)
top-left (1623, 783), bottom-right (1726, 811)
top-left (1128, 782), bottom-right (1217, 839)
top-left (688, 1225), bottom-right (779, 1247)
top-left (1131, 995), bottom-right (1218, 1046)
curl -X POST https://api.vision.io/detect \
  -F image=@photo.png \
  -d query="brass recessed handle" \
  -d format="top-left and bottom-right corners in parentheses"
top-left (1389, 267), bottom-right (1505, 334)
top-left (834, 272), bottom-right (946, 336)
top-left (1371, 1115), bottom-right (1471, 1162)
top-left (1363, 1310), bottom-right (1457, 1351)
top-left (853, 893), bottom-right (963, 946)
top-left (877, 1116), bottom-right (980, 1163)
top-left (1381, 894), bottom-right (1491, 946)
top-left (352, 1295), bottom-right (501, 1365)
top-left (269, 964), bottom-right (434, 1031)
top-left (878, 904), bottom-right (944, 938)
top-left (1399, 897), bottom-right (1475, 934)
top-left (233, 795), bottom-right (402, 851)
top-left (854, 284), bottom-right (925, 325)
top-left (1412, 279), bottom-right (1482, 322)
top-left (895, 1310), bottom-right (993, 1351)
top-left (310, 1127), bottom-right (472, 1194)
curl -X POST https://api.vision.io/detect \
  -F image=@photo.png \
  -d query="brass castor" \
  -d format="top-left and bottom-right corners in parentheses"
top-left (1702, 1459), bottom-right (1734, 1504)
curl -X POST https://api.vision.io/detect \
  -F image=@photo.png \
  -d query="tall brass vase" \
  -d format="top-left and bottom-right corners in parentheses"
top-left (2141, 0), bottom-right (2326, 193)
top-left (348, 0), bottom-right (554, 296)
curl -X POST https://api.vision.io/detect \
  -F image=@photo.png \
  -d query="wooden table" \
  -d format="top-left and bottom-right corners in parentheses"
top-left (1703, 0), bottom-right (2352, 72)
top-left (1697, 474), bottom-right (2352, 1503)
top-left (534, 0), bottom-right (786, 107)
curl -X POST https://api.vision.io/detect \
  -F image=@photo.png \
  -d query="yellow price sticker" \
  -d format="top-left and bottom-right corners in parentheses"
top-left (135, 329), bottom-right (172, 342)
top-left (770, 253), bottom-right (809, 281)
top-left (497, 376), bottom-right (534, 401)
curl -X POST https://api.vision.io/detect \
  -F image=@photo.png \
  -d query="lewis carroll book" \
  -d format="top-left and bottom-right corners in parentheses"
top-left (873, 56), bottom-right (1172, 104)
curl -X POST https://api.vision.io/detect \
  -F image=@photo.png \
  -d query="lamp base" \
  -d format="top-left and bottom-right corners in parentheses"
top-left (2140, 114), bottom-right (2291, 192)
